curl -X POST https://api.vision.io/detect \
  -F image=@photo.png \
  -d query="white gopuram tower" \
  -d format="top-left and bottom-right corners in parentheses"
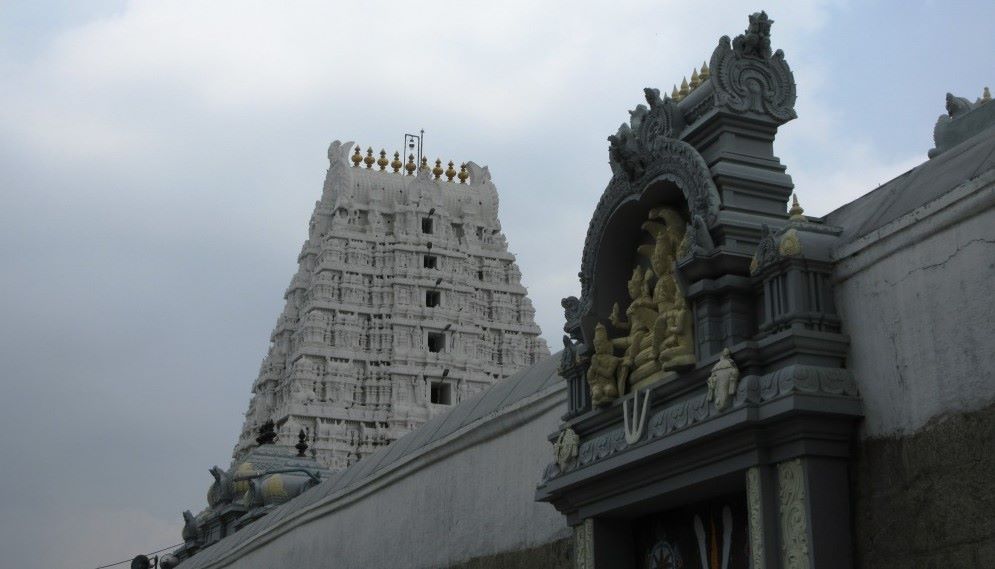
top-left (233, 141), bottom-right (549, 470)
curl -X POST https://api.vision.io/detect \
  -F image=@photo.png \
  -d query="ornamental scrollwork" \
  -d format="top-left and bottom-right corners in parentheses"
top-left (579, 140), bottom-right (720, 331)
top-left (709, 11), bottom-right (797, 123)
top-left (778, 459), bottom-right (812, 569)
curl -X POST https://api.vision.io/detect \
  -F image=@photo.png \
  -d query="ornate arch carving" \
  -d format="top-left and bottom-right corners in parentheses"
top-left (568, 138), bottom-right (719, 338)
top-left (709, 11), bottom-right (797, 123)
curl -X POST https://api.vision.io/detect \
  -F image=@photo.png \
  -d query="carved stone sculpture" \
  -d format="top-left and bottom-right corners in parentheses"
top-left (553, 428), bottom-right (580, 470)
top-left (706, 348), bottom-right (740, 411)
top-left (587, 323), bottom-right (620, 407)
top-left (206, 466), bottom-right (233, 508)
top-left (605, 207), bottom-right (695, 395)
top-left (181, 510), bottom-right (201, 545)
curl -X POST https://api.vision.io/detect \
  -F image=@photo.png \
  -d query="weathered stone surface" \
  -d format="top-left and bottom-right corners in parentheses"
top-left (445, 538), bottom-right (572, 569)
top-left (832, 171), bottom-right (995, 437)
top-left (854, 402), bottom-right (995, 568)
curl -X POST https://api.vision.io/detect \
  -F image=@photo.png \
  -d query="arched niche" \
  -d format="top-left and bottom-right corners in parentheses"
top-left (576, 139), bottom-right (719, 346)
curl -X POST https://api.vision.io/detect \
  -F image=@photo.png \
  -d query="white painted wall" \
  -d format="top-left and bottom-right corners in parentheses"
top-left (833, 173), bottom-right (995, 437)
top-left (183, 382), bottom-right (570, 569)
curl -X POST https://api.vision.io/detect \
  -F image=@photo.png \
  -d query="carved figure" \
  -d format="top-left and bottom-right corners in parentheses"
top-left (586, 323), bottom-right (620, 407)
top-left (181, 510), bottom-right (201, 544)
top-left (734, 11), bottom-right (773, 58)
top-left (677, 214), bottom-right (715, 258)
top-left (207, 466), bottom-right (233, 507)
top-left (945, 92), bottom-right (976, 118)
top-left (603, 207), bottom-right (695, 393)
top-left (553, 428), bottom-right (580, 470)
top-left (706, 348), bottom-right (740, 411)
top-left (657, 288), bottom-right (696, 370)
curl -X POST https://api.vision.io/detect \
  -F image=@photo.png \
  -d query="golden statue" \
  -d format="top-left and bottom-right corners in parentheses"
top-left (597, 206), bottom-right (697, 401)
top-left (587, 323), bottom-right (620, 407)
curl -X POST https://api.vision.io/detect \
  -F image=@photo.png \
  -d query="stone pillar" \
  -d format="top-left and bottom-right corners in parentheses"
top-left (747, 465), bottom-right (781, 569)
top-left (776, 458), bottom-right (853, 569)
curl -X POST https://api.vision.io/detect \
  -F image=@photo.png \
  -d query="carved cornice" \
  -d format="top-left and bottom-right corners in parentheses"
top-left (540, 364), bottom-right (858, 482)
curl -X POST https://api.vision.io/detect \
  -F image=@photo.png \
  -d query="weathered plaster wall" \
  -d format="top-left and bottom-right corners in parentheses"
top-left (182, 381), bottom-right (570, 569)
top-left (835, 173), bottom-right (995, 567)
top-left (833, 174), bottom-right (995, 438)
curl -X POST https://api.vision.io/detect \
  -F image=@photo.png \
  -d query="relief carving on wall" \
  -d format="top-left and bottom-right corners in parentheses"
top-left (574, 518), bottom-right (595, 569)
top-left (778, 459), bottom-right (811, 569)
top-left (587, 207), bottom-right (695, 406)
top-left (746, 467), bottom-right (767, 569)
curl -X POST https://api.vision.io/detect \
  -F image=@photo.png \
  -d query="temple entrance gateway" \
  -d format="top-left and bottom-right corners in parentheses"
top-left (538, 12), bottom-right (862, 569)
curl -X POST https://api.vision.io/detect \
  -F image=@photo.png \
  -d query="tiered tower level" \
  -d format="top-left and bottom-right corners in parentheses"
top-left (234, 141), bottom-right (549, 470)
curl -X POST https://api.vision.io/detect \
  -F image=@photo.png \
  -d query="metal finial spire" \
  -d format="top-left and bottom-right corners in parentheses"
top-left (788, 193), bottom-right (805, 221)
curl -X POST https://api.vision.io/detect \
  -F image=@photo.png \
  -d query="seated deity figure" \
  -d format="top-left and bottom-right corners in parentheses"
top-left (586, 323), bottom-right (621, 407)
top-left (605, 206), bottom-right (696, 392)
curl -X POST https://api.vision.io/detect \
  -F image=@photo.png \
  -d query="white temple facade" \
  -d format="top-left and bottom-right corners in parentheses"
top-left (233, 141), bottom-right (549, 470)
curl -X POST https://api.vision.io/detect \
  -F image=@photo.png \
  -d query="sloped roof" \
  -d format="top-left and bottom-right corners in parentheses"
top-left (182, 353), bottom-right (562, 568)
top-left (823, 125), bottom-right (995, 242)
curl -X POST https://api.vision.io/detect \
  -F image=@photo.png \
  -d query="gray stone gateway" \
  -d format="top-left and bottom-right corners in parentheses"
top-left (538, 11), bottom-right (863, 568)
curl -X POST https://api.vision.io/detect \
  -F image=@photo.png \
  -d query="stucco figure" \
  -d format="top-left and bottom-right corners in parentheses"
top-left (606, 207), bottom-right (695, 392)
top-left (553, 428), bottom-right (580, 471)
top-left (587, 323), bottom-right (620, 406)
top-left (706, 348), bottom-right (740, 411)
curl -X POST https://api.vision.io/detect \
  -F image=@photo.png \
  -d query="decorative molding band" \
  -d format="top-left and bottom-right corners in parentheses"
top-left (746, 467), bottom-right (767, 569)
top-left (541, 365), bottom-right (858, 482)
top-left (777, 459), bottom-right (811, 569)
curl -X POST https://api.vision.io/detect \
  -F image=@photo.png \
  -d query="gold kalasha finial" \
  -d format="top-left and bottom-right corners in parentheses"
top-left (671, 85), bottom-right (680, 101)
top-left (458, 163), bottom-right (468, 184)
top-left (351, 145), bottom-right (363, 167)
top-left (445, 161), bottom-right (456, 182)
top-left (391, 151), bottom-right (402, 173)
top-left (699, 60), bottom-right (710, 81)
top-left (788, 193), bottom-right (805, 221)
top-left (983, 86), bottom-right (992, 103)
top-left (679, 77), bottom-right (690, 99)
top-left (364, 147), bottom-right (375, 169)
top-left (690, 68), bottom-right (700, 90)
top-left (432, 158), bottom-right (444, 180)
top-left (377, 149), bottom-right (389, 171)
top-left (405, 153), bottom-right (416, 176)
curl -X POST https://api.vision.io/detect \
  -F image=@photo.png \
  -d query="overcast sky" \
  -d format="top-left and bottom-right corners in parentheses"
top-left (0, 1), bottom-right (991, 567)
